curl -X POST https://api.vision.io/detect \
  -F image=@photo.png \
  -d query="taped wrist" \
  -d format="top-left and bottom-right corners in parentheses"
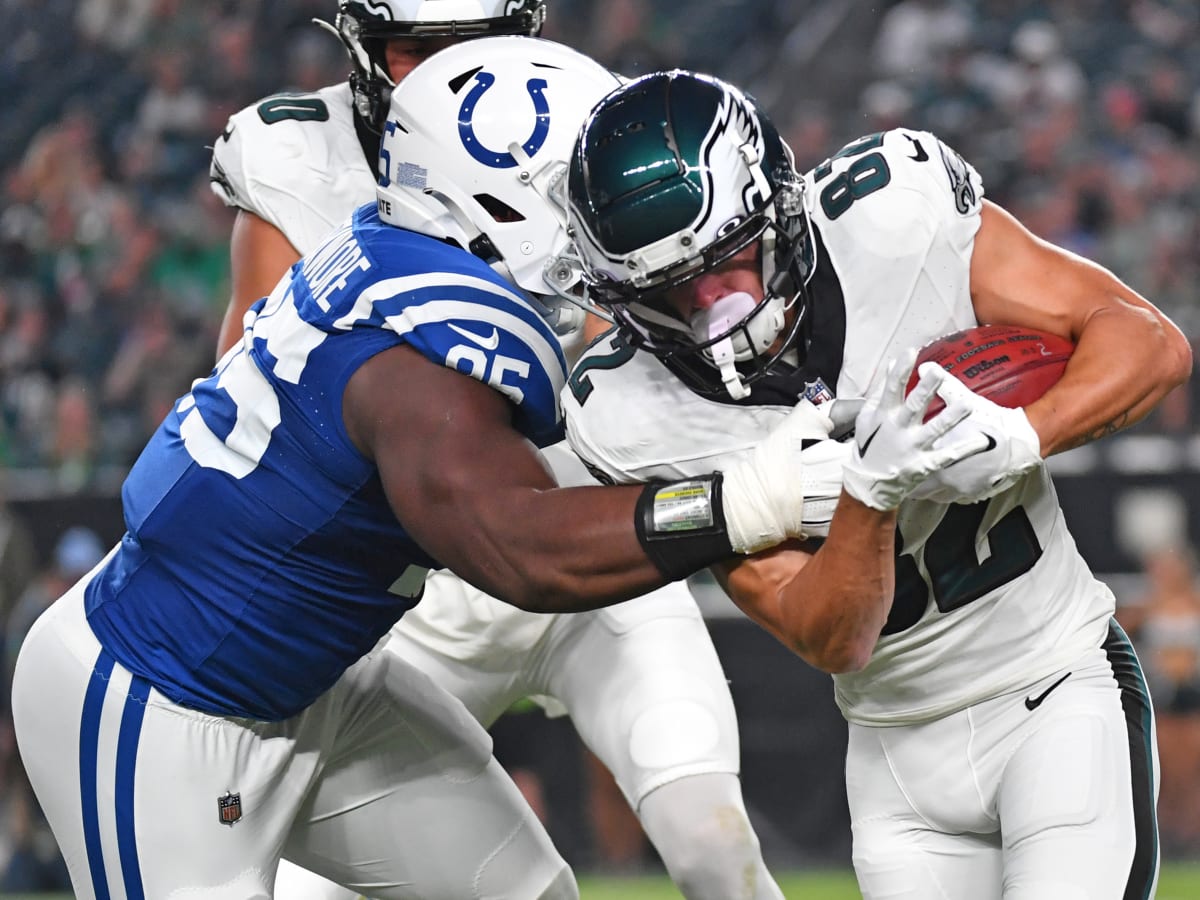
top-left (634, 475), bottom-right (735, 581)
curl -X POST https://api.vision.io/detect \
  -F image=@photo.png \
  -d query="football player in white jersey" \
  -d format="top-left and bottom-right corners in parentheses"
top-left (12, 40), bottom-right (977, 900)
top-left (558, 70), bottom-right (1193, 900)
top-left (211, 3), bottom-right (791, 898)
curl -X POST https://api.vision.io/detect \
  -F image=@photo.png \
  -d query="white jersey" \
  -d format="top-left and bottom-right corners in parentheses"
top-left (208, 82), bottom-right (579, 658)
top-left (564, 129), bottom-right (1116, 726)
top-left (210, 83), bottom-right (377, 256)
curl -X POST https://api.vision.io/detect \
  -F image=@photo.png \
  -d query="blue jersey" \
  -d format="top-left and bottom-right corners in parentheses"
top-left (85, 205), bottom-right (567, 721)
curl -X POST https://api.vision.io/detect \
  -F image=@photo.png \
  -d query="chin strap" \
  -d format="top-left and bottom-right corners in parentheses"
top-left (314, 17), bottom-right (394, 126)
top-left (313, 18), bottom-right (374, 79)
top-left (708, 330), bottom-right (751, 400)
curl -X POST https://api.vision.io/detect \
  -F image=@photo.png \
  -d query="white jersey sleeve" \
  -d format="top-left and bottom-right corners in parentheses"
top-left (209, 83), bottom-right (377, 256)
top-left (566, 129), bottom-right (1116, 726)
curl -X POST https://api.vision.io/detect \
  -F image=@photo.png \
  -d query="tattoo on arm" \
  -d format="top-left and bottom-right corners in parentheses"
top-left (1062, 413), bottom-right (1130, 451)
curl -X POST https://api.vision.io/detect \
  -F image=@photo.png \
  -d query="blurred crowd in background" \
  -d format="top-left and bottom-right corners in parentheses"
top-left (1, 0), bottom-right (1198, 487)
top-left (0, 0), bottom-right (1199, 891)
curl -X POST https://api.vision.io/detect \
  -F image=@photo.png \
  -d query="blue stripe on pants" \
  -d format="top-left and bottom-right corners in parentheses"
top-left (79, 653), bottom-right (151, 900)
top-left (116, 675), bottom-right (151, 900)
top-left (80, 650), bottom-right (116, 900)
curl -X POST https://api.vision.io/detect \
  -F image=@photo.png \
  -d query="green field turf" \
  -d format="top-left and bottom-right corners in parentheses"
top-left (9, 863), bottom-right (1200, 897)
top-left (576, 862), bottom-right (1200, 899)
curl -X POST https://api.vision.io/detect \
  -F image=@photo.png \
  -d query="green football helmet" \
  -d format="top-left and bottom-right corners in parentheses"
top-left (564, 70), bottom-right (813, 399)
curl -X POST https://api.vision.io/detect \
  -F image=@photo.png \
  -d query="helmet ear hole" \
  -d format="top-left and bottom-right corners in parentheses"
top-left (474, 194), bottom-right (526, 223)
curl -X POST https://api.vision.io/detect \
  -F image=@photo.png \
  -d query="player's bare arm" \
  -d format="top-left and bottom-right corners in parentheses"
top-left (709, 361), bottom-right (993, 673)
top-left (714, 494), bottom-right (899, 674)
top-left (217, 210), bottom-right (302, 357)
top-left (970, 200), bottom-right (1192, 455)
top-left (344, 343), bottom-right (681, 612)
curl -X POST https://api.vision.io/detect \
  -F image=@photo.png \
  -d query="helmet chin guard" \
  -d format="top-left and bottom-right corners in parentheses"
top-left (564, 69), bottom-right (815, 400)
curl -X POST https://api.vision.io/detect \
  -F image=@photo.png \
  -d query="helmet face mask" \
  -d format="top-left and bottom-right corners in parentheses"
top-left (564, 70), bottom-right (814, 399)
top-left (330, 1), bottom-right (547, 132)
top-left (375, 36), bottom-right (620, 347)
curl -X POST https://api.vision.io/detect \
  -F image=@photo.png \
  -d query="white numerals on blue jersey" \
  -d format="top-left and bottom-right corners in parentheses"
top-left (447, 343), bottom-right (532, 405)
top-left (178, 351), bottom-right (280, 478)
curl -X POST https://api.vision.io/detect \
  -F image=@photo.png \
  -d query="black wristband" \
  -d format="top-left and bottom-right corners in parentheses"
top-left (634, 474), bottom-right (736, 581)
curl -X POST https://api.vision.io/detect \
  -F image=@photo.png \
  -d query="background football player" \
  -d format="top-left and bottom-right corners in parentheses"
top-left (560, 70), bottom-right (1191, 900)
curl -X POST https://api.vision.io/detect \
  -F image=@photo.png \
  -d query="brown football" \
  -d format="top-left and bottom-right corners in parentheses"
top-left (906, 324), bottom-right (1074, 418)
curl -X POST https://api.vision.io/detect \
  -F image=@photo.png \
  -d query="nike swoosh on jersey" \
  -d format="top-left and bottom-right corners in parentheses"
top-left (905, 134), bottom-right (929, 162)
top-left (1024, 671), bottom-right (1071, 710)
top-left (448, 322), bottom-right (501, 350)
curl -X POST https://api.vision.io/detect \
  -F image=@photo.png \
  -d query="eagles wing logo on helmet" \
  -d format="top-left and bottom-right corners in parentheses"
top-left (355, 0), bottom-right (397, 18)
top-left (504, 0), bottom-right (545, 25)
top-left (725, 95), bottom-right (769, 217)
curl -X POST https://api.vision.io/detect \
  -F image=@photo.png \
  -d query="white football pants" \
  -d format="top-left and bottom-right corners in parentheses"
top-left (848, 626), bottom-right (1159, 900)
top-left (12, 578), bottom-right (575, 900)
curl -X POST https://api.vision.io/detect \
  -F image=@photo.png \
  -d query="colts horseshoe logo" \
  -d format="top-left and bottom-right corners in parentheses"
top-left (458, 72), bottom-right (550, 168)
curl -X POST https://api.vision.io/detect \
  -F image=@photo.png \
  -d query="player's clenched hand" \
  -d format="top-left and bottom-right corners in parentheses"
top-left (842, 355), bottom-right (989, 511)
top-left (907, 364), bottom-right (1043, 504)
top-left (720, 398), bottom-right (847, 553)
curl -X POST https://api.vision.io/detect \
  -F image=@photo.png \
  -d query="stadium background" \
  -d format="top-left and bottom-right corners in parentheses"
top-left (1, 0), bottom-right (1198, 895)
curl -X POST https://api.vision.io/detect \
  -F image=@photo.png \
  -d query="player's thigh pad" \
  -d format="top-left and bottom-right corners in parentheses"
top-left (996, 646), bottom-right (1157, 900)
top-left (285, 644), bottom-right (572, 899)
top-left (11, 580), bottom-right (312, 899)
top-left (849, 645), bottom-right (1157, 900)
top-left (847, 712), bottom-right (1003, 900)
top-left (543, 581), bottom-right (740, 809)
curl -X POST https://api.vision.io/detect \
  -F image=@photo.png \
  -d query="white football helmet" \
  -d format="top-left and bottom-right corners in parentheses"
top-left (323, 0), bottom-right (547, 131)
top-left (377, 36), bottom-right (620, 341)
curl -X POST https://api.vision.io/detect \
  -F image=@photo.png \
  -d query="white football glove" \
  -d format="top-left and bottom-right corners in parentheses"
top-left (842, 352), bottom-right (991, 511)
top-left (721, 398), bottom-right (846, 553)
top-left (907, 363), bottom-right (1044, 504)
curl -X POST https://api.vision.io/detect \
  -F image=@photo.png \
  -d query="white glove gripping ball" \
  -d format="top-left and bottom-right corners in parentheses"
top-left (907, 363), bottom-right (1044, 503)
top-left (841, 352), bottom-right (991, 511)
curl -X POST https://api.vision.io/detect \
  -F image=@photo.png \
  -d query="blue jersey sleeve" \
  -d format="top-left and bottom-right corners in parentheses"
top-left (280, 205), bottom-right (567, 447)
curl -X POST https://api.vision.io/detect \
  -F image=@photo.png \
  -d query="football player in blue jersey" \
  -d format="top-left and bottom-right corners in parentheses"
top-left (558, 70), bottom-right (1192, 900)
top-left (9, 39), bottom-right (989, 900)
top-left (214, 4), bottom-right (791, 899)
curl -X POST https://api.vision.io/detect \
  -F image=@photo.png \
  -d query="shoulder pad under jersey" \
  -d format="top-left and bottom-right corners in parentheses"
top-left (807, 128), bottom-right (983, 231)
top-left (209, 82), bottom-right (377, 256)
top-left (805, 129), bottom-right (987, 398)
top-left (562, 331), bottom-right (791, 484)
top-left (271, 207), bottom-right (569, 447)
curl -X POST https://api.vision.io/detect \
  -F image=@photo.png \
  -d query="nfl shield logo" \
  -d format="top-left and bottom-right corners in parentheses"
top-left (218, 791), bottom-right (242, 826)
top-left (802, 378), bottom-right (834, 407)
